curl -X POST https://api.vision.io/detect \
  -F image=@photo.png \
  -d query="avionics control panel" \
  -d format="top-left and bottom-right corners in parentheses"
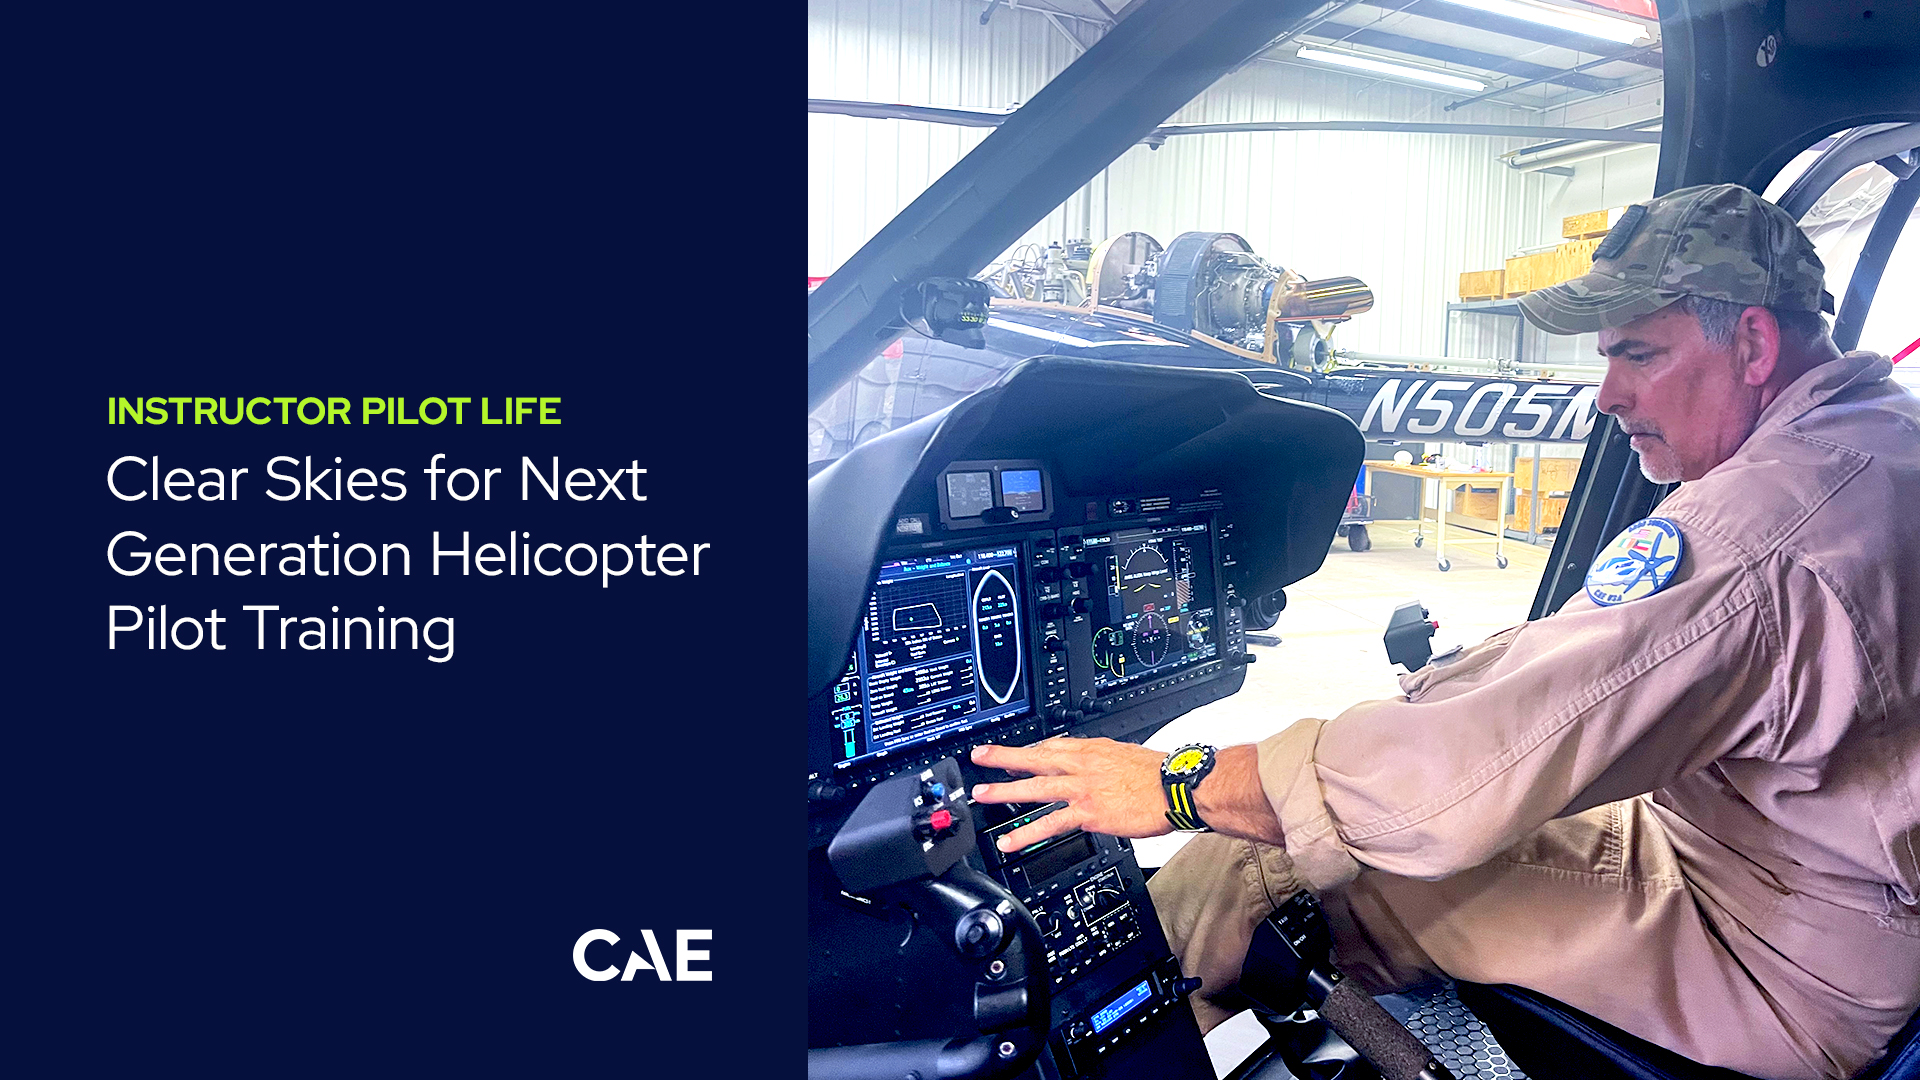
top-left (807, 510), bottom-right (1249, 811)
top-left (809, 364), bottom-right (1352, 1080)
top-left (808, 458), bottom-right (1266, 1079)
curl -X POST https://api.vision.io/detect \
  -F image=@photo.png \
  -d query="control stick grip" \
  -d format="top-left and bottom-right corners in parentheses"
top-left (1317, 977), bottom-right (1455, 1080)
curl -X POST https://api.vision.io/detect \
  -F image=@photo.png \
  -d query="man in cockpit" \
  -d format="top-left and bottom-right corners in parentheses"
top-left (968, 184), bottom-right (1920, 1079)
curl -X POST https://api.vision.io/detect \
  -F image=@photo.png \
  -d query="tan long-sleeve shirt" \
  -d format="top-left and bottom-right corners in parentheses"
top-left (1256, 352), bottom-right (1920, 1045)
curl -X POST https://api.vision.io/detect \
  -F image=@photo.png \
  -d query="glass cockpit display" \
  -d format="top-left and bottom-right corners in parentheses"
top-left (1085, 522), bottom-right (1219, 694)
top-left (825, 546), bottom-right (1030, 769)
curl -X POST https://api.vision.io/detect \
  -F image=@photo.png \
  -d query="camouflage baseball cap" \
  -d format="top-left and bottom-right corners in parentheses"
top-left (1519, 183), bottom-right (1835, 335)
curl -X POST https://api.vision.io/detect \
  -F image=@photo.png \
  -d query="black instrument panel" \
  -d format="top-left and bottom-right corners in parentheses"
top-left (807, 359), bottom-right (1358, 1079)
top-left (806, 501), bottom-right (1249, 808)
top-left (807, 465), bottom-right (1244, 1077)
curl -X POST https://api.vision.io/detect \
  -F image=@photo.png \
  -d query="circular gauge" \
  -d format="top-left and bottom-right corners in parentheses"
top-left (1092, 626), bottom-right (1125, 673)
top-left (1132, 612), bottom-right (1170, 666)
top-left (1186, 622), bottom-right (1210, 650)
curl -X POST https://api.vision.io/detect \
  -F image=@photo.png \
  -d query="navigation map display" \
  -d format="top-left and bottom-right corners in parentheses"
top-left (824, 546), bottom-right (1030, 769)
top-left (1084, 522), bottom-right (1219, 695)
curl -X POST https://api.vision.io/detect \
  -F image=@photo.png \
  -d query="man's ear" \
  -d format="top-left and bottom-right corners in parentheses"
top-left (1735, 306), bottom-right (1782, 387)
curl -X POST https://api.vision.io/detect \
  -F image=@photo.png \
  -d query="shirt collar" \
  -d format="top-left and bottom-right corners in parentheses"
top-left (1749, 350), bottom-right (1893, 440)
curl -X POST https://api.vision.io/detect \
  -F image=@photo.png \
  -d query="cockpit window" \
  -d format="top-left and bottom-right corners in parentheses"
top-left (1763, 128), bottom-right (1920, 388)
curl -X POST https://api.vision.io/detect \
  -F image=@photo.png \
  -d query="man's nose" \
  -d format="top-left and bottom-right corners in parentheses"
top-left (1596, 364), bottom-right (1631, 416)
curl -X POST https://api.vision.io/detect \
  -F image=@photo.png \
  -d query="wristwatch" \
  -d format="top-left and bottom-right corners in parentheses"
top-left (1161, 744), bottom-right (1216, 832)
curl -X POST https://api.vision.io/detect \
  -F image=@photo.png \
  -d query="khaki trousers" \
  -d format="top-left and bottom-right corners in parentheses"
top-left (1148, 799), bottom-right (1920, 1080)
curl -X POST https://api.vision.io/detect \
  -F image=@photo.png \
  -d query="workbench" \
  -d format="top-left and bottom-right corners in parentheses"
top-left (1362, 462), bottom-right (1513, 572)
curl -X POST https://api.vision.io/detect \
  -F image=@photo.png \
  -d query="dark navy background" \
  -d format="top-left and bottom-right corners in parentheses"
top-left (22, 10), bottom-right (797, 1073)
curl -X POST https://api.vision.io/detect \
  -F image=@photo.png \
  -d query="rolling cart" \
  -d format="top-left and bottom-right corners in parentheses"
top-left (1362, 462), bottom-right (1513, 572)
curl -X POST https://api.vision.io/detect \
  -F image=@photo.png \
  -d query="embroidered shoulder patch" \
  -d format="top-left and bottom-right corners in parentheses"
top-left (1585, 517), bottom-right (1684, 607)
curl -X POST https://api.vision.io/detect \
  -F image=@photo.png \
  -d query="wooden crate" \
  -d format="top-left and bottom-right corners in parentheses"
top-left (1517, 490), bottom-right (1568, 529)
top-left (1553, 237), bottom-right (1603, 283)
top-left (1562, 206), bottom-right (1628, 239)
top-left (1459, 269), bottom-right (1506, 301)
top-left (1515, 454), bottom-right (1582, 494)
top-left (1503, 251), bottom-right (1558, 296)
top-left (1452, 484), bottom-right (1504, 520)
top-left (1504, 255), bottom-right (1530, 296)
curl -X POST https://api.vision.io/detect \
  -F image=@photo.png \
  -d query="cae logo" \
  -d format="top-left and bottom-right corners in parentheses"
top-left (573, 929), bottom-right (713, 982)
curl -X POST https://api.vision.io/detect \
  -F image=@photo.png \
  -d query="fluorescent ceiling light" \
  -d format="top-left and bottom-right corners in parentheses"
top-left (1434, 0), bottom-right (1648, 45)
top-left (1295, 47), bottom-right (1488, 92)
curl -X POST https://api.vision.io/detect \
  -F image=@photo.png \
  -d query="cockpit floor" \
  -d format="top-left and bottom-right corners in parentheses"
top-left (1213, 980), bottom-right (1528, 1079)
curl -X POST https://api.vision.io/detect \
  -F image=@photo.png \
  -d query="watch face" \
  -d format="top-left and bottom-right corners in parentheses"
top-left (1167, 747), bottom-right (1207, 776)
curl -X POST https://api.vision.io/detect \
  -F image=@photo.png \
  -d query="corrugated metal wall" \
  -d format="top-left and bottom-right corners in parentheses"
top-left (807, 0), bottom-right (1090, 281)
top-left (808, 0), bottom-right (1565, 358)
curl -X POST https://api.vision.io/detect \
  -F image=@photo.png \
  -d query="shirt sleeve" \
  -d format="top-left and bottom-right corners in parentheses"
top-left (1257, 523), bottom-right (1782, 891)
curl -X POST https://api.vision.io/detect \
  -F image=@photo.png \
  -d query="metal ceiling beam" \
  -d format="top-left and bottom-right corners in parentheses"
top-left (809, 99), bottom-right (1010, 127)
top-left (1365, 0), bottom-right (1661, 67)
top-left (1035, 0), bottom-right (1119, 25)
top-left (1147, 119), bottom-right (1658, 141)
top-left (1314, 27), bottom-right (1616, 93)
top-left (1504, 114), bottom-right (1661, 157)
top-left (971, 0), bottom-right (1113, 28)
top-left (1042, 10), bottom-right (1089, 52)
top-left (1231, 0), bottom-right (1368, 75)
top-left (807, 0), bottom-right (1325, 412)
top-left (1445, 43), bottom-right (1659, 110)
top-left (807, 100), bottom-right (1664, 144)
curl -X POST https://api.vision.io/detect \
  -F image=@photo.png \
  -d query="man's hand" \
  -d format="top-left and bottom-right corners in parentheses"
top-left (968, 738), bottom-right (1172, 852)
top-left (972, 740), bottom-right (1286, 850)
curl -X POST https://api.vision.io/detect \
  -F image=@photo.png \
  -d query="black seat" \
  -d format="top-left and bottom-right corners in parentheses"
top-left (1454, 982), bottom-right (1920, 1080)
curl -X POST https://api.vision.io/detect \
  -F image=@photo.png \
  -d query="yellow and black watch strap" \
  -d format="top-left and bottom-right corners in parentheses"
top-left (1164, 781), bottom-right (1208, 832)
top-left (1161, 743), bottom-right (1216, 833)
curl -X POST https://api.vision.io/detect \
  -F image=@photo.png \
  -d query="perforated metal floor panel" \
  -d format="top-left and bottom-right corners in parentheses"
top-left (1220, 981), bottom-right (1530, 1080)
top-left (1388, 982), bottom-right (1528, 1080)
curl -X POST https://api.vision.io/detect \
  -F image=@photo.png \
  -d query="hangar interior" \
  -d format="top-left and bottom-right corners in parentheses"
top-left (807, 0), bottom-right (1917, 650)
top-left (808, 5), bottom-right (1919, 1076)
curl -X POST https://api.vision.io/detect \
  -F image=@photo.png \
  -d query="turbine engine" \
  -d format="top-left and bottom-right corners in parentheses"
top-left (1084, 230), bottom-right (1373, 370)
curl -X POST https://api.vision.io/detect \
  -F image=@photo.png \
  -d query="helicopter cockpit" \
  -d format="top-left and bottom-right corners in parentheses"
top-left (807, 2), bottom-right (1920, 1078)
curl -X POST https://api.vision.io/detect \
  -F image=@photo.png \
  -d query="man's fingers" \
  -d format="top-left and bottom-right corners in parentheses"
top-left (991, 807), bottom-right (1079, 853)
top-left (970, 743), bottom-right (1057, 775)
top-left (971, 776), bottom-right (1069, 805)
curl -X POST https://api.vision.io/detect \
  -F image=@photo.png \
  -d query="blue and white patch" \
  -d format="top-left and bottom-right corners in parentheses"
top-left (1585, 517), bottom-right (1684, 607)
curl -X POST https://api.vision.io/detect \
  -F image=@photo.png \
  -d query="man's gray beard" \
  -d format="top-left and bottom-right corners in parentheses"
top-left (1636, 451), bottom-right (1683, 485)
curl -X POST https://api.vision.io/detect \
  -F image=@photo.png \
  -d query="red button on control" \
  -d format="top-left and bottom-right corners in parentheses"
top-left (930, 809), bottom-right (954, 832)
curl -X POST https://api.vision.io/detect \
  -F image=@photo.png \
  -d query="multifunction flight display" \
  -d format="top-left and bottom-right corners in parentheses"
top-left (1084, 522), bottom-right (1219, 695)
top-left (825, 546), bottom-right (1030, 769)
